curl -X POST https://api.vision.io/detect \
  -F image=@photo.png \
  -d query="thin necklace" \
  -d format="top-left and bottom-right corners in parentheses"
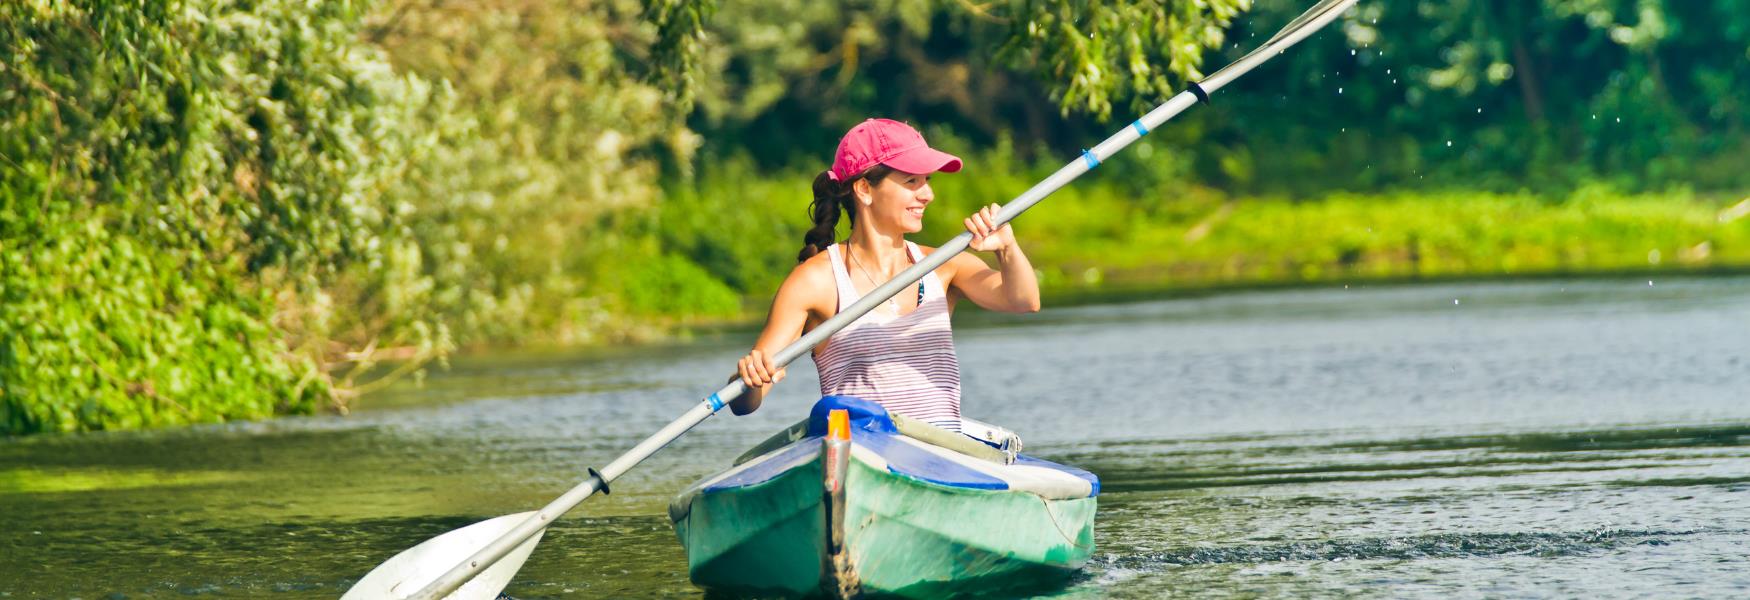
top-left (846, 244), bottom-right (910, 314)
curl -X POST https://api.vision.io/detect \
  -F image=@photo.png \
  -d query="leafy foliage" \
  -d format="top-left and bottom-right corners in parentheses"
top-left (646, 0), bottom-right (718, 115)
top-left (992, 0), bottom-right (1252, 119)
top-left (1210, 0), bottom-right (1750, 191)
top-left (361, 0), bottom-right (734, 345)
top-left (661, 0), bottom-right (1750, 192)
top-left (0, 1), bottom-right (447, 433)
top-left (668, 0), bottom-right (1252, 165)
top-left (5, 0), bottom-right (1747, 435)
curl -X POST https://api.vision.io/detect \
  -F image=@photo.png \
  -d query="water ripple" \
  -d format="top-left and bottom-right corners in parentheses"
top-left (1095, 528), bottom-right (1709, 569)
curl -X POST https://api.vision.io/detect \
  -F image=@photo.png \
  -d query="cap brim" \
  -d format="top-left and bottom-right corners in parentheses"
top-left (883, 146), bottom-right (963, 175)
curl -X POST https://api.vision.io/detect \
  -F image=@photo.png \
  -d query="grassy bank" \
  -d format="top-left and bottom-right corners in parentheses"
top-left (653, 154), bottom-right (1750, 324)
top-left (1012, 187), bottom-right (1749, 290)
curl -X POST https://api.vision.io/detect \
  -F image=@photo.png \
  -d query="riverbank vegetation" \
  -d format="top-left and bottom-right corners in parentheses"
top-left (672, 150), bottom-right (1750, 302)
top-left (4, 0), bottom-right (1746, 433)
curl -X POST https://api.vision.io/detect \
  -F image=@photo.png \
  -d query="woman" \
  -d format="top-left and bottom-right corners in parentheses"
top-left (731, 118), bottom-right (1040, 433)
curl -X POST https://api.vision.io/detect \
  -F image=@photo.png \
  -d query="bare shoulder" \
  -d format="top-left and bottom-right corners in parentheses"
top-left (777, 252), bottom-right (838, 312)
top-left (791, 251), bottom-right (836, 287)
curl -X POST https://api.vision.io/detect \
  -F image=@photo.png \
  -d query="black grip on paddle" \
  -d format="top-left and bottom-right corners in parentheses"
top-left (589, 467), bottom-right (610, 495)
top-left (1189, 81), bottom-right (1211, 104)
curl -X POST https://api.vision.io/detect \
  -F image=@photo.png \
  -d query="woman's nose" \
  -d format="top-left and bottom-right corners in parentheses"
top-left (917, 183), bottom-right (934, 203)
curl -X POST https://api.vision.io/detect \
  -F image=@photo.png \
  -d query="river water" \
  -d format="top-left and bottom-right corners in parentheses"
top-left (3, 277), bottom-right (1748, 598)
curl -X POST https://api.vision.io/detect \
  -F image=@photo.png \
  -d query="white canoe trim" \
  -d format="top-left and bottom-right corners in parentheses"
top-left (882, 435), bottom-right (1094, 500)
top-left (849, 443), bottom-right (889, 472)
top-left (695, 441), bottom-right (820, 493)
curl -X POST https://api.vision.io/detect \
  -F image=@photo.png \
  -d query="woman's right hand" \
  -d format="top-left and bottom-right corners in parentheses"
top-left (738, 349), bottom-right (787, 391)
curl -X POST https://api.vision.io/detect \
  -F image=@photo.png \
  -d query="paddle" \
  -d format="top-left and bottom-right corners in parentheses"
top-left (346, 1), bottom-right (1360, 597)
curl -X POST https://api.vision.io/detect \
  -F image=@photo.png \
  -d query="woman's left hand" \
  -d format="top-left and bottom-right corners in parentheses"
top-left (964, 203), bottom-right (1016, 253)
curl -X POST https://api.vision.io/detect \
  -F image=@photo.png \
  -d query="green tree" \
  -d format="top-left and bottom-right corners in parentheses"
top-left (657, 0), bottom-right (1749, 192)
top-left (363, 0), bottom-right (741, 346)
top-left (1214, 0), bottom-right (1750, 191)
top-left (652, 0), bottom-right (1249, 163)
top-left (0, 1), bottom-right (447, 432)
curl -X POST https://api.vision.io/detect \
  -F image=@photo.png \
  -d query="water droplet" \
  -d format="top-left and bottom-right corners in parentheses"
top-left (1351, 49), bottom-right (1357, 56)
top-left (1446, 140), bottom-right (1453, 147)
top-left (1616, 117), bottom-right (1622, 123)
top-left (1453, 299), bottom-right (1460, 305)
top-left (1385, 68), bottom-right (1391, 74)
top-left (1338, 87), bottom-right (1344, 94)
top-left (1648, 280), bottom-right (1654, 286)
top-left (1477, 108), bottom-right (1482, 113)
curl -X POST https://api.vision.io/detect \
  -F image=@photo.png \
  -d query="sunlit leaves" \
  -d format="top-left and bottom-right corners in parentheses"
top-left (993, 0), bottom-right (1253, 119)
top-left (0, 0), bottom-right (436, 433)
top-left (646, 0), bottom-right (718, 115)
top-left (651, 0), bottom-right (1252, 123)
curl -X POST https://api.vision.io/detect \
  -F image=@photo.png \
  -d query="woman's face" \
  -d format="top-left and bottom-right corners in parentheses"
top-left (855, 169), bottom-right (934, 234)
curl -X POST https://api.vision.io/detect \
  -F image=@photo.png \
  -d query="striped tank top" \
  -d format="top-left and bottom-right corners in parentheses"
top-left (815, 242), bottom-right (962, 432)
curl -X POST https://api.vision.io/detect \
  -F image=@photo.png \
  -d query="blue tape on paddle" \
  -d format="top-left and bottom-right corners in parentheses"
top-left (707, 392), bottom-right (725, 412)
top-left (1131, 120), bottom-right (1149, 136)
top-left (1082, 149), bottom-right (1100, 168)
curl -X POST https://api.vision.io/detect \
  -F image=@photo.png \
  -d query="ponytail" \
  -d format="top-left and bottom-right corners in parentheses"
top-left (798, 165), bottom-right (893, 262)
top-left (799, 171), bottom-right (844, 262)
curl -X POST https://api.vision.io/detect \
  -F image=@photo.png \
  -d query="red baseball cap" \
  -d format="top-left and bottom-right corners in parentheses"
top-left (828, 118), bottom-right (963, 182)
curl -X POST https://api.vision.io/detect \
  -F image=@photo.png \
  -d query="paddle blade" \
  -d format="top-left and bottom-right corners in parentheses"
top-left (343, 512), bottom-right (545, 600)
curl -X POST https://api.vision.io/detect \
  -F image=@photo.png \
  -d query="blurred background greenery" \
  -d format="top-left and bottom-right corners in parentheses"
top-left (3, 0), bottom-right (1746, 433)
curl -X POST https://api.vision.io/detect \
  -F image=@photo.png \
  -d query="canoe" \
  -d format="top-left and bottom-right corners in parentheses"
top-left (668, 395), bottom-right (1099, 598)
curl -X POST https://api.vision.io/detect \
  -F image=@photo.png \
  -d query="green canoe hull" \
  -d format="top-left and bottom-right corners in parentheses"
top-left (674, 450), bottom-right (1097, 598)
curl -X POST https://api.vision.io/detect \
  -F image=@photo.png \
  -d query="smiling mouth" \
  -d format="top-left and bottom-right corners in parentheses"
top-left (907, 207), bottom-right (925, 218)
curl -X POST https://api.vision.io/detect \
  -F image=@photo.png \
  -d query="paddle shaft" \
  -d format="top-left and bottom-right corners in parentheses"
top-left (406, 2), bottom-right (1356, 597)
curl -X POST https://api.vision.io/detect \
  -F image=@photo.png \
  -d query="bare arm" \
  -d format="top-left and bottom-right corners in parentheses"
top-left (731, 256), bottom-right (834, 415)
top-left (947, 203), bottom-right (1042, 313)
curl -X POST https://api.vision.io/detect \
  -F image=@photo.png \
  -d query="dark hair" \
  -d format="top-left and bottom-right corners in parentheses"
top-left (799, 165), bottom-right (894, 262)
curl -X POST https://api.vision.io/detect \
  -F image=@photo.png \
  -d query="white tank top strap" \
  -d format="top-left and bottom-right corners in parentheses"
top-left (825, 244), bottom-right (860, 312)
top-left (904, 241), bottom-right (946, 301)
